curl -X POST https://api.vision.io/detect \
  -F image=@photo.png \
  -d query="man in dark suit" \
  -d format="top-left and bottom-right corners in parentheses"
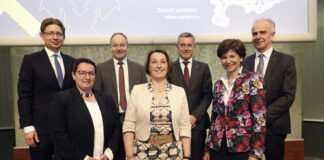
top-left (168, 32), bottom-right (213, 160)
top-left (243, 18), bottom-right (297, 160)
top-left (18, 18), bottom-right (75, 160)
top-left (93, 32), bottom-right (147, 159)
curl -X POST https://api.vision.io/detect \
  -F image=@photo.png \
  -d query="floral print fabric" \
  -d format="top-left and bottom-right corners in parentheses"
top-left (207, 71), bottom-right (266, 159)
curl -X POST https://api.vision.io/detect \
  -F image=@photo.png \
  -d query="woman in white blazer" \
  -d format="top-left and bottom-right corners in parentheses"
top-left (123, 49), bottom-right (191, 160)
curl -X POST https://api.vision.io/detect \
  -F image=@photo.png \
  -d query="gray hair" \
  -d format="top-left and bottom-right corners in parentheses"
top-left (252, 18), bottom-right (276, 33)
top-left (177, 32), bottom-right (195, 44)
top-left (110, 32), bottom-right (128, 45)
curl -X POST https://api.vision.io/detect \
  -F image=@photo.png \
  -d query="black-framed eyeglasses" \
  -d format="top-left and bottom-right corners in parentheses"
top-left (76, 70), bottom-right (95, 77)
top-left (43, 32), bottom-right (64, 38)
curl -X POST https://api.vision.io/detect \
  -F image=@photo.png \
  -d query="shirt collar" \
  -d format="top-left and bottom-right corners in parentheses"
top-left (113, 57), bottom-right (128, 65)
top-left (45, 47), bottom-right (61, 57)
top-left (179, 57), bottom-right (193, 64)
top-left (220, 66), bottom-right (243, 83)
top-left (256, 47), bottom-right (273, 59)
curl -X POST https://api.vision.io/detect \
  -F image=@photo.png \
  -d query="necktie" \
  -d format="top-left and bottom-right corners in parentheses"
top-left (256, 54), bottom-right (264, 77)
top-left (54, 54), bottom-right (63, 88)
top-left (118, 61), bottom-right (127, 111)
top-left (183, 61), bottom-right (190, 87)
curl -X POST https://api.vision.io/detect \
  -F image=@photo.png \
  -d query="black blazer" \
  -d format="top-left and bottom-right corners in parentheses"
top-left (93, 58), bottom-right (147, 109)
top-left (49, 87), bottom-right (121, 160)
top-left (243, 50), bottom-right (297, 135)
top-left (18, 49), bottom-right (75, 133)
top-left (168, 59), bottom-right (213, 130)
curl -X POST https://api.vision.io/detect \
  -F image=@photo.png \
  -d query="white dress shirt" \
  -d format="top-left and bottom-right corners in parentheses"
top-left (179, 57), bottom-right (193, 77)
top-left (84, 101), bottom-right (113, 160)
top-left (254, 47), bottom-right (273, 76)
top-left (220, 67), bottom-right (243, 106)
top-left (23, 47), bottom-right (65, 134)
top-left (113, 57), bottom-right (130, 113)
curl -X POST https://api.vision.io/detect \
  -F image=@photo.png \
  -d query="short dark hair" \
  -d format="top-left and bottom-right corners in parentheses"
top-left (217, 39), bottom-right (246, 58)
top-left (110, 32), bottom-right (128, 45)
top-left (40, 18), bottom-right (65, 35)
top-left (144, 49), bottom-right (173, 76)
top-left (72, 58), bottom-right (96, 73)
top-left (177, 32), bottom-right (195, 44)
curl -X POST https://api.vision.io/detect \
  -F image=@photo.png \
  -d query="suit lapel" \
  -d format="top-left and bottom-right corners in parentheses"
top-left (189, 60), bottom-right (199, 89)
top-left (61, 52), bottom-right (72, 88)
top-left (173, 60), bottom-right (187, 89)
top-left (108, 59), bottom-right (118, 94)
top-left (245, 54), bottom-right (256, 72)
top-left (127, 59), bottom-right (134, 91)
top-left (39, 49), bottom-right (61, 89)
top-left (264, 51), bottom-right (278, 84)
top-left (72, 88), bottom-right (93, 124)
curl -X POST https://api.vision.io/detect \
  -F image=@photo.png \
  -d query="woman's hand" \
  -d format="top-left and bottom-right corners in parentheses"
top-left (99, 154), bottom-right (109, 160)
top-left (248, 156), bottom-right (258, 160)
top-left (202, 151), bottom-right (210, 160)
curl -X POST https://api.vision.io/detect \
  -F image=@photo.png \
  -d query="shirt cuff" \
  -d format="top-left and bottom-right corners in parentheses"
top-left (104, 148), bottom-right (114, 160)
top-left (23, 126), bottom-right (35, 134)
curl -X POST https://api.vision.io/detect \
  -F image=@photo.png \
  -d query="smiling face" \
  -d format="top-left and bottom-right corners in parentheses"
top-left (72, 62), bottom-right (96, 92)
top-left (149, 52), bottom-right (168, 81)
top-left (110, 34), bottom-right (129, 60)
top-left (221, 49), bottom-right (243, 75)
top-left (177, 37), bottom-right (195, 60)
top-left (252, 20), bottom-right (275, 53)
top-left (40, 24), bottom-right (65, 53)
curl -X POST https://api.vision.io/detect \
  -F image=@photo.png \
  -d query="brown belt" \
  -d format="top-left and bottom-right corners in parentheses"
top-left (148, 134), bottom-right (175, 146)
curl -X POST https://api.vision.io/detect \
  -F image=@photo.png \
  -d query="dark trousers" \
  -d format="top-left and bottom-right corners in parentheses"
top-left (191, 128), bottom-right (206, 160)
top-left (210, 136), bottom-right (249, 160)
top-left (117, 113), bottom-right (126, 160)
top-left (265, 133), bottom-right (287, 160)
top-left (29, 133), bottom-right (53, 160)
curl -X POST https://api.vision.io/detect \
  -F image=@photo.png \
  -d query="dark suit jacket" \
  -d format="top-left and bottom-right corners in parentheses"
top-left (243, 50), bottom-right (296, 135)
top-left (18, 49), bottom-right (75, 134)
top-left (168, 59), bottom-right (213, 130)
top-left (93, 58), bottom-right (147, 109)
top-left (49, 87), bottom-right (121, 160)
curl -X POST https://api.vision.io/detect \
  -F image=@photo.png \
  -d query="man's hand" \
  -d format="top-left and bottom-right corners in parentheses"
top-left (24, 130), bottom-right (39, 148)
top-left (190, 115), bottom-right (197, 129)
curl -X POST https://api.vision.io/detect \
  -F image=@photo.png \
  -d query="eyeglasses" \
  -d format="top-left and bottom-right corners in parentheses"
top-left (43, 32), bottom-right (64, 38)
top-left (76, 70), bottom-right (95, 77)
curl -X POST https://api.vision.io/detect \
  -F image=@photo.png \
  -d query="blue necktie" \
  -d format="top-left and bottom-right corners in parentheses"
top-left (54, 54), bottom-right (63, 88)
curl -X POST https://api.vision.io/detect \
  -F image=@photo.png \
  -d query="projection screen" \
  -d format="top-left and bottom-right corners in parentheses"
top-left (0, 0), bottom-right (317, 45)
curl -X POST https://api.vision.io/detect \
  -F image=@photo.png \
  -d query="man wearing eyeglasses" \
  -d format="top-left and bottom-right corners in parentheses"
top-left (17, 18), bottom-right (75, 160)
top-left (94, 32), bottom-right (147, 160)
top-left (168, 32), bottom-right (213, 160)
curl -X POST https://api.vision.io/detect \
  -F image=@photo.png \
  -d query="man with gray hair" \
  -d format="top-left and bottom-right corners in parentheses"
top-left (168, 32), bottom-right (213, 160)
top-left (243, 18), bottom-right (297, 160)
top-left (94, 32), bottom-right (147, 160)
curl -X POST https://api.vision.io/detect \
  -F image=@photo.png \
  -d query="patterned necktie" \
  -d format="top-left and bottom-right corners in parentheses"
top-left (118, 61), bottom-right (127, 111)
top-left (183, 61), bottom-right (190, 87)
top-left (257, 54), bottom-right (265, 77)
top-left (54, 54), bottom-right (63, 88)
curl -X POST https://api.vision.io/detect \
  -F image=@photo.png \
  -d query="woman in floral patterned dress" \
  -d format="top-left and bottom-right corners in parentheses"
top-left (123, 49), bottom-right (191, 160)
top-left (203, 39), bottom-right (266, 160)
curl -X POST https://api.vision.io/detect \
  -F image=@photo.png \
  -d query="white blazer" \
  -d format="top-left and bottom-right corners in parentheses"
top-left (123, 83), bottom-right (191, 141)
